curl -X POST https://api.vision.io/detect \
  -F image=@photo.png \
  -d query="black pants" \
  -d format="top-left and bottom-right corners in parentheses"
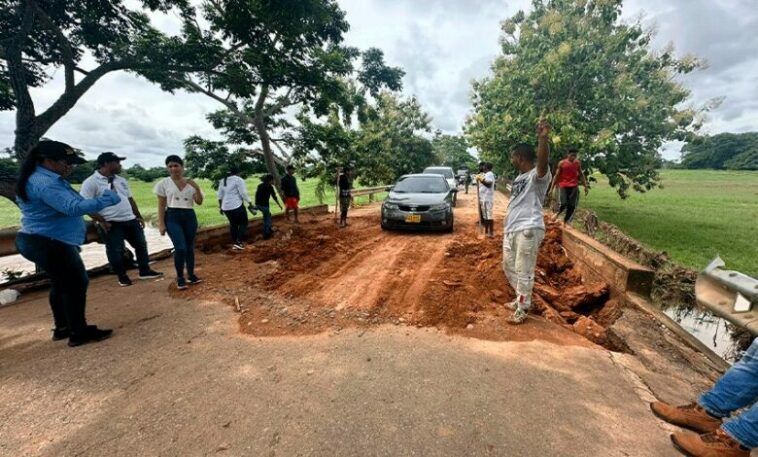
top-left (103, 219), bottom-right (150, 277)
top-left (16, 233), bottom-right (89, 335)
top-left (165, 208), bottom-right (198, 279)
top-left (223, 205), bottom-right (248, 244)
top-left (557, 186), bottom-right (579, 223)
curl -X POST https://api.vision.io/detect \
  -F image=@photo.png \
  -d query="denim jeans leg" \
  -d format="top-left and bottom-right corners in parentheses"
top-left (699, 338), bottom-right (758, 418)
top-left (236, 206), bottom-right (248, 242)
top-left (260, 206), bottom-right (272, 238)
top-left (16, 234), bottom-right (89, 334)
top-left (183, 211), bottom-right (198, 276)
top-left (722, 402), bottom-right (758, 449)
top-left (16, 234), bottom-right (67, 330)
top-left (103, 222), bottom-right (127, 277)
top-left (122, 219), bottom-right (150, 274)
top-left (165, 211), bottom-right (187, 278)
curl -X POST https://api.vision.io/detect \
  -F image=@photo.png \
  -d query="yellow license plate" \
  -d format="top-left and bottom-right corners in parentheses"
top-left (405, 214), bottom-right (422, 223)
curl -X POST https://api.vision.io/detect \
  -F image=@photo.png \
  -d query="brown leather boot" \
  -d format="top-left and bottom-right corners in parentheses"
top-left (671, 429), bottom-right (750, 457)
top-left (650, 402), bottom-right (722, 433)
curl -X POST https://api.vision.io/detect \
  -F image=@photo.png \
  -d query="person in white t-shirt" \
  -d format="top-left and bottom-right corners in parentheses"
top-left (476, 162), bottom-right (496, 237)
top-left (217, 167), bottom-right (255, 250)
top-left (503, 120), bottom-right (552, 325)
top-left (80, 152), bottom-right (163, 287)
top-left (154, 155), bottom-right (204, 291)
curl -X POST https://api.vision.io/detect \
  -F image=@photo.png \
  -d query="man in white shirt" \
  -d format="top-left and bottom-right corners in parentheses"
top-left (476, 162), bottom-right (496, 237)
top-left (503, 120), bottom-right (552, 325)
top-left (80, 152), bottom-right (163, 286)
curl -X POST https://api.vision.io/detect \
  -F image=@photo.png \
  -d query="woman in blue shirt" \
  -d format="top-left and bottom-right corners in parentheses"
top-left (15, 141), bottom-right (121, 347)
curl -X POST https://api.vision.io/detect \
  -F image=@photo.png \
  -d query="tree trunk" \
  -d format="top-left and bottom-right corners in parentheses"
top-left (252, 85), bottom-right (285, 200)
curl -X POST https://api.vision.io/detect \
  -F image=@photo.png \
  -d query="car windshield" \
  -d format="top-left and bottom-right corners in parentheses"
top-left (423, 168), bottom-right (454, 179)
top-left (393, 177), bottom-right (448, 193)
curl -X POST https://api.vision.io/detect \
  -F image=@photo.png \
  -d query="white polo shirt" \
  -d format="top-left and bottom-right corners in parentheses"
top-left (80, 171), bottom-right (136, 222)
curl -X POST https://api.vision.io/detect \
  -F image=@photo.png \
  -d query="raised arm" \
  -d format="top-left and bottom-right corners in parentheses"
top-left (536, 120), bottom-right (551, 178)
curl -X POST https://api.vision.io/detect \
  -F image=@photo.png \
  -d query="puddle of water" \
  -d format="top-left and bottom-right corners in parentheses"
top-left (663, 304), bottom-right (746, 363)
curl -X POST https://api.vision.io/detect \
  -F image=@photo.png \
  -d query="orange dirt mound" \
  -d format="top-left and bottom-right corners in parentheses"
top-left (179, 204), bottom-right (621, 349)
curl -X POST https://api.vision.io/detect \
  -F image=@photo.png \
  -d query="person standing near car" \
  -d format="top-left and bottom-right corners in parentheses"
top-left (281, 165), bottom-right (300, 223)
top-left (217, 167), bottom-right (254, 250)
top-left (254, 174), bottom-right (282, 239)
top-left (15, 140), bottom-right (121, 347)
top-left (80, 152), bottom-right (164, 286)
top-left (338, 167), bottom-right (353, 228)
top-left (154, 155), bottom-right (204, 290)
top-left (476, 162), bottom-right (496, 238)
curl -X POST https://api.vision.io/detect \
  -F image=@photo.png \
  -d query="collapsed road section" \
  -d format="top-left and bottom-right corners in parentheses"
top-left (183, 193), bottom-right (623, 351)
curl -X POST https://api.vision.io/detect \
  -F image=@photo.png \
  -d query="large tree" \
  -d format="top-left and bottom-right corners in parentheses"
top-left (0, 0), bottom-right (195, 199)
top-left (466, 0), bottom-right (718, 197)
top-left (163, 0), bottom-right (404, 190)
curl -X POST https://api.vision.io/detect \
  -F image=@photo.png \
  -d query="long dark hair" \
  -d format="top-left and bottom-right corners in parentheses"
top-left (16, 145), bottom-right (45, 202)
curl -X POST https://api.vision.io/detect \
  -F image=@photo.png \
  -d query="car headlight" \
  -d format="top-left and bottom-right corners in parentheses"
top-left (384, 202), bottom-right (399, 210)
top-left (430, 203), bottom-right (450, 211)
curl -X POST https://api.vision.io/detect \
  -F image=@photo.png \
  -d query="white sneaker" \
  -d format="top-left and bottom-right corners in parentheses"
top-left (507, 308), bottom-right (528, 325)
top-left (232, 243), bottom-right (245, 251)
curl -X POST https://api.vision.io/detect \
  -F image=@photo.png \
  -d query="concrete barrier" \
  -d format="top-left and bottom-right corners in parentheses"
top-left (561, 226), bottom-right (655, 299)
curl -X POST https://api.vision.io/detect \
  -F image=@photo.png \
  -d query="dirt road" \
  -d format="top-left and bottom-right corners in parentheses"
top-left (0, 192), bottom-right (715, 456)
top-left (188, 192), bottom-right (617, 348)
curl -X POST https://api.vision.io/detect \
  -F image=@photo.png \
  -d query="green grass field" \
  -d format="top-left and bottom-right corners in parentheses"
top-left (0, 177), bottom-right (385, 229)
top-left (580, 170), bottom-right (758, 276)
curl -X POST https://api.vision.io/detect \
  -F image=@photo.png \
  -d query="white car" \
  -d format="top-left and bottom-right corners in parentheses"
top-left (422, 166), bottom-right (458, 206)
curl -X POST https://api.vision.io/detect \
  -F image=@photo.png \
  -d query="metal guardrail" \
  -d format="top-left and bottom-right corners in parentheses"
top-left (695, 256), bottom-right (758, 335)
top-left (350, 186), bottom-right (388, 202)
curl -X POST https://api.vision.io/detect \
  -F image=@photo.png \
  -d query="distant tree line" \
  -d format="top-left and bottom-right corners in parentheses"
top-left (679, 132), bottom-right (758, 170)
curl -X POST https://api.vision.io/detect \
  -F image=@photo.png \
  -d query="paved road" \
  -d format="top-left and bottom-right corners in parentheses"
top-left (0, 257), bottom-right (685, 456)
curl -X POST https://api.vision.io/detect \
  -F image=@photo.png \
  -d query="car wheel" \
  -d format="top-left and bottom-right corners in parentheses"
top-left (445, 216), bottom-right (454, 233)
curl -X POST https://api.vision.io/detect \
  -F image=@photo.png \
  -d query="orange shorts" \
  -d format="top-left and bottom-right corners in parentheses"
top-left (285, 197), bottom-right (299, 210)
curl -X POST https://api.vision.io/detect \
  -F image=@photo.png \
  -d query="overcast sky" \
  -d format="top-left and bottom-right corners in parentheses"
top-left (1, 0), bottom-right (756, 166)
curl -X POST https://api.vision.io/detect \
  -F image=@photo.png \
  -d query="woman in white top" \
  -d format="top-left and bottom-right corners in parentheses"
top-left (154, 155), bottom-right (204, 290)
top-left (217, 167), bottom-right (254, 250)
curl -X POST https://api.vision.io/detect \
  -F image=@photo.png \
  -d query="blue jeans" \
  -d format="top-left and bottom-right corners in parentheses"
top-left (165, 208), bottom-right (197, 279)
top-left (16, 233), bottom-right (89, 335)
top-left (699, 338), bottom-right (758, 448)
top-left (257, 206), bottom-right (272, 239)
top-left (102, 219), bottom-right (150, 277)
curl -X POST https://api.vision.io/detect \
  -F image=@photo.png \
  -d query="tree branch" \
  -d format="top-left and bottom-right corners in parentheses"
top-left (270, 138), bottom-right (292, 161)
top-left (264, 86), bottom-right (295, 116)
top-left (33, 2), bottom-right (75, 91)
top-left (34, 60), bottom-right (128, 138)
top-left (180, 77), bottom-right (238, 111)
